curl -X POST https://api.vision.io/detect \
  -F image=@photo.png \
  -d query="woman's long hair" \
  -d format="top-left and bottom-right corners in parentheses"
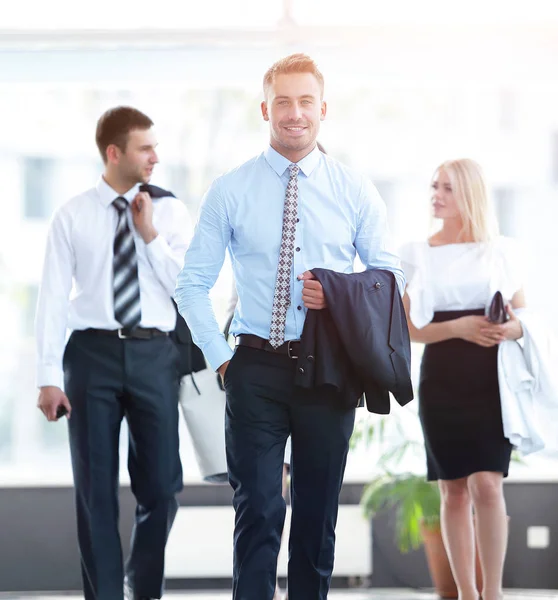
top-left (434, 158), bottom-right (498, 243)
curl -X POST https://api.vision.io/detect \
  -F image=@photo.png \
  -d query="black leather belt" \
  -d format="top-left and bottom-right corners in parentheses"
top-left (83, 327), bottom-right (168, 340)
top-left (236, 334), bottom-right (300, 359)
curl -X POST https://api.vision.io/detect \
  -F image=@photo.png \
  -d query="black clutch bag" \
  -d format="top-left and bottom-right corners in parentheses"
top-left (486, 291), bottom-right (508, 324)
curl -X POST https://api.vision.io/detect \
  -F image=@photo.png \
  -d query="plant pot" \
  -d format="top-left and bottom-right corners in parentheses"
top-left (420, 522), bottom-right (458, 599)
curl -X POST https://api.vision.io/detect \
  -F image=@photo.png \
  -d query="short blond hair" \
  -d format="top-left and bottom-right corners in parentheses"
top-left (435, 158), bottom-right (498, 243)
top-left (263, 53), bottom-right (325, 98)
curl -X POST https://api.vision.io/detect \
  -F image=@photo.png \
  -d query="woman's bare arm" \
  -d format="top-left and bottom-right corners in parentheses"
top-left (403, 291), bottom-right (511, 347)
top-left (402, 292), bottom-right (459, 344)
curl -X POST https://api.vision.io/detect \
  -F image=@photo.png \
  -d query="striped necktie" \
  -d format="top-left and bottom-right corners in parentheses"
top-left (269, 163), bottom-right (299, 348)
top-left (112, 197), bottom-right (141, 330)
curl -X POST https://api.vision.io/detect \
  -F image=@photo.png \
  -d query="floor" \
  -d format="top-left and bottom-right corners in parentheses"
top-left (1, 590), bottom-right (557, 600)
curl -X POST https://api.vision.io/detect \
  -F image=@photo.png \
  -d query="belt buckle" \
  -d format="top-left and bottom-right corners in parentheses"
top-left (117, 328), bottom-right (133, 340)
top-left (287, 340), bottom-right (298, 360)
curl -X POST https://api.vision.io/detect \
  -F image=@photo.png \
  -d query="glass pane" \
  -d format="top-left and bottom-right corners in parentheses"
top-left (23, 158), bottom-right (55, 219)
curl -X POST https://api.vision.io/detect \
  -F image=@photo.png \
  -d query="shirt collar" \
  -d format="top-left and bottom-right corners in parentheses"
top-left (263, 144), bottom-right (321, 178)
top-left (96, 176), bottom-right (141, 208)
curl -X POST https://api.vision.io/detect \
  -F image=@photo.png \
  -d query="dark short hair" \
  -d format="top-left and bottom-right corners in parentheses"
top-left (95, 106), bottom-right (153, 163)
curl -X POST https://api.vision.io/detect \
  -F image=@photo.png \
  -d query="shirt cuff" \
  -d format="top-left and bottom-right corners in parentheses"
top-left (36, 364), bottom-right (65, 390)
top-left (203, 335), bottom-right (235, 372)
top-left (395, 273), bottom-right (406, 296)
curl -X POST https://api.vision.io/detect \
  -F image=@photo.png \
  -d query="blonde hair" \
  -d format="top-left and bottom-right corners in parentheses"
top-left (434, 158), bottom-right (498, 243)
top-left (263, 53), bottom-right (324, 98)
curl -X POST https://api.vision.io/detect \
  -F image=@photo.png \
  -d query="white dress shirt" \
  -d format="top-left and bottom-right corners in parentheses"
top-left (35, 176), bottom-right (192, 389)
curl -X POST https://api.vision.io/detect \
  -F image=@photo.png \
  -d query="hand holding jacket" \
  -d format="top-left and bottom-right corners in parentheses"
top-left (295, 268), bottom-right (413, 414)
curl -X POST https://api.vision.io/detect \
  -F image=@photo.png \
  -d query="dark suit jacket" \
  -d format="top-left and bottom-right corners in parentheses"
top-left (140, 184), bottom-right (207, 377)
top-left (294, 268), bottom-right (413, 414)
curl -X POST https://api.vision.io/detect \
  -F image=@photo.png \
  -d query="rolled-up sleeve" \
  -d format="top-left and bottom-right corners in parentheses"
top-left (174, 178), bottom-right (233, 371)
top-left (355, 177), bottom-right (406, 294)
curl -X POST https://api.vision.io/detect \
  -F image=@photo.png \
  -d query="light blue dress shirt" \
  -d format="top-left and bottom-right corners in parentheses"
top-left (175, 145), bottom-right (405, 371)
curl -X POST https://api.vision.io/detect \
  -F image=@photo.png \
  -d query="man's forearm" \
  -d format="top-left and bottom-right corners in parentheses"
top-left (174, 178), bottom-right (231, 369)
top-left (175, 283), bottom-right (234, 372)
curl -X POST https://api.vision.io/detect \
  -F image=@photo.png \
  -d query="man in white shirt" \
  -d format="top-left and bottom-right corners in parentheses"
top-left (35, 106), bottom-right (192, 600)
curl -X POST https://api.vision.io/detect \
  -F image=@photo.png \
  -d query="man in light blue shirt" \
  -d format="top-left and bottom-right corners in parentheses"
top-left (175, 53), bottom-right (404, 600)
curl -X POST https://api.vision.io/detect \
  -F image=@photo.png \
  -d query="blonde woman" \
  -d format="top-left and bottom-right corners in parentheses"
top-left (400, 159), bottom-right (525, 600)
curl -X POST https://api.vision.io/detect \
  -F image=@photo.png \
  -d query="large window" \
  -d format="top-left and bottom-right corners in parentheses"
top-left (22, 157), bottom-right (55, 219)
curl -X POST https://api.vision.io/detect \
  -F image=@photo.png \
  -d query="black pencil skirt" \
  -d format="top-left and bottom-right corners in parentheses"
top-left (419, 309), bottom-right (513, 481)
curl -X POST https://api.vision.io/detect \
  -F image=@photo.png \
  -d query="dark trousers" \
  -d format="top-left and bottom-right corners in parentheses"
top-left (64, 331), bottom-right (183, 600)
top-left (224, 346), bottom-right (355, 600)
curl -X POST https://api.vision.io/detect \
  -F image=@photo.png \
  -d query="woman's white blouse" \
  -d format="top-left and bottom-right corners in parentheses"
top-left (400, 236), bottom-right (524, 329)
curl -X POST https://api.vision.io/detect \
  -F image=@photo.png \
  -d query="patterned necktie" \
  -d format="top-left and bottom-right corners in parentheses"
top-left (269, 163), bottom-right (299, 348)
top-left (112, 197), bottom-right (141, 330)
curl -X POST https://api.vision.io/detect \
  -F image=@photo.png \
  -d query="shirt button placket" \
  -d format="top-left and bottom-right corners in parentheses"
top-left (293, 227), bottom-right (304, 333)
top-left (293, 205), bottom-right (304, 334)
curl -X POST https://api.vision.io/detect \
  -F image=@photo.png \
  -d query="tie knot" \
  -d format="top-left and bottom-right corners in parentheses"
top-left (113, 197), bottom-right (128, 213)
top-left (289, 164), bottom-right (299, 177)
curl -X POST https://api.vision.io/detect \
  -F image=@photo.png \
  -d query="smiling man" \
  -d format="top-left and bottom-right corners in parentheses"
top-left (175, 54), bottom-right (404, 600)
top-left (36, 106), bottom-right (191, 600)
